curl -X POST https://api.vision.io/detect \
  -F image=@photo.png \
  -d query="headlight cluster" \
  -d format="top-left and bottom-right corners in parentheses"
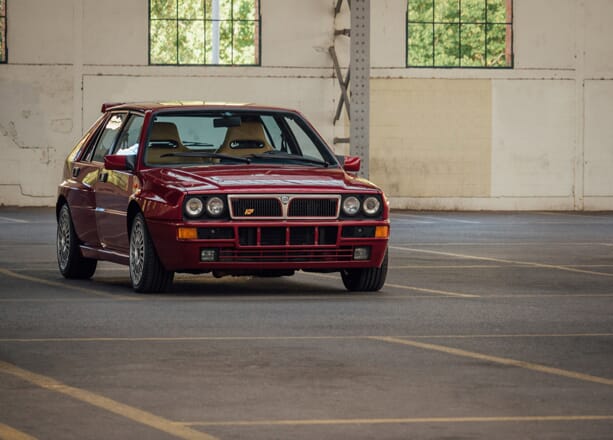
top-left (341, 195), bottom-right (382, 217)
top-left (184, 196), bottom-right (226, 219)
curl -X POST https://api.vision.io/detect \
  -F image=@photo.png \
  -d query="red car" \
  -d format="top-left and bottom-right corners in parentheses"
top-left (57, 102), bottom-right (389, 293)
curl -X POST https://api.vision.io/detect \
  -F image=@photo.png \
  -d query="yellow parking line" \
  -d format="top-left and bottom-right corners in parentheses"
top-left (181, 414), bottom-right (613, 427)
top-left (0, 361), bottom-right (217, 440)
top-left (390, 246), bottom-right (613, 278)
top-left (369, 336), bottom-right (613, 386)
top-left (0, 423), bottom-right (37, 440)
top-left (303, 272), bottom-right (478, 298)
top-left (0, 268), bottom-right (140, 301)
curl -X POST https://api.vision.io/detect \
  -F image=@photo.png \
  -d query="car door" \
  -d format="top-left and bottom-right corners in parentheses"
top-left (89, 112), bottom-right (137, 253)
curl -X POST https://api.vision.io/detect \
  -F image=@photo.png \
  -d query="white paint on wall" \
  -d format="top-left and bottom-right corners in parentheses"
top-left (491, 79), bottom-right (576, 198)
top-left (0, 0), bottom-right (612, 210)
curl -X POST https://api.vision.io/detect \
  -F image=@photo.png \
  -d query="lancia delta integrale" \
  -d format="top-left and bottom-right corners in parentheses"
top-left (57, 103), bottom-right (389, 293)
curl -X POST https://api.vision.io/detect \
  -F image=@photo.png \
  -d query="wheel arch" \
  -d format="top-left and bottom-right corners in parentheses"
top-left (127, 200), bottom-right (142, 237)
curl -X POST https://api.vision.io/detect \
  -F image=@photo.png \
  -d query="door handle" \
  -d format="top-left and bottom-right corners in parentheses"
top-left (99, 172), bottom-right (108, 183)
top-left (72, 167), bottom-right (81, 177)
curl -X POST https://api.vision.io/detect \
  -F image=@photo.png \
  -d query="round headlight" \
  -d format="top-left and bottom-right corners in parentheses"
top-left (362, 196), bottom-right (381, 216)
top-left (342, 196), bottom-right (360, 216)
top-left (206, 196), bottom-right (225, 217)
top-left (184, 197), bottom-right (204, 218)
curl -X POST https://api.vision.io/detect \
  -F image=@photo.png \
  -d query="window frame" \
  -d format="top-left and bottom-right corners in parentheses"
top-left (0, 0), bottom-right (7, 64)
top-left (406, 0), bottom-right (514, 69)
top-left (148, 0), bottom-right (261, 66)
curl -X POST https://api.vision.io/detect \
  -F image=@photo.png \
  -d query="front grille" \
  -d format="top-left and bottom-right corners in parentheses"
top-left (231, 198), bottom-right (281, 218)
top-left (238, 226), bottom-right (338, 246)
top-left (288, 199), bottom-right (338, 217)
top-left (219, 247), bottom-right (354, 263)
top-left (228, 195), bottom-right (340, 219)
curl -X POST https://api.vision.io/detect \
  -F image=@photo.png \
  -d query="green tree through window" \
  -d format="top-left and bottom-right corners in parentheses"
top-left (0, 0), bottom-right (6, 63)
top-left (407, 0), bottom-right (512, 68)
top-left (149, 0), bottom-right (260, 65)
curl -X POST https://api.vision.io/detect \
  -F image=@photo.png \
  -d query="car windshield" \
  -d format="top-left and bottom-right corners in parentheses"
top-left (144, 111), bottom-right (338, 168)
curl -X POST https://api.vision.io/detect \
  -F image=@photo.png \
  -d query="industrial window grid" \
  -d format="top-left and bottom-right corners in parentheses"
top-left (407, 0), bottom-right (513, 68)
top-left (149, 0), bottom-right (260, 66)
top-left (0, 0), bottom-right (6, 63)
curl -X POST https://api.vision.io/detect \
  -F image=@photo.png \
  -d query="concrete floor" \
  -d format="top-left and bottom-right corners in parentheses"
top-left (0, 208), bottom-right (612, 440)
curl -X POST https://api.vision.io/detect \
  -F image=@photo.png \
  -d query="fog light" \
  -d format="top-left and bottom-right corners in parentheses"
top-left (200, 248), bottom-right (218, 262)
top-left (353, 247), bottom-right (370, 261)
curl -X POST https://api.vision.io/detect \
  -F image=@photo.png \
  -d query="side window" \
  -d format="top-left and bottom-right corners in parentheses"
top-left (90, 114), bottom-right (127, 163)
top-left (115, 115), bottom-right (144, 156)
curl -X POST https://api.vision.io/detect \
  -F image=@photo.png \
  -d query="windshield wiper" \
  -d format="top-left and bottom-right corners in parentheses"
top-left (160, 152), bottom-right (251, 163)
top-left (249, 152), bottom-right (331, 167)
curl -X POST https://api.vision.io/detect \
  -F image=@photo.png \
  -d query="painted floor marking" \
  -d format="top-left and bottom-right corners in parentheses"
top-left (0, 423), bottom-right (37, 440)
top-left (369, 336), bottom-right (613, 387)
top-left (0, 268), bottom-right (140, 301)
top-left (0, 361), bottom-right (217, 440)
top-left (0, 216), bottom-right (29, 224)
top-left (302, 272), bottom-right (478, 298)
top-left (390, 246), bottom-right (613, 278)
top-left (181, 414), bottom-right (613, 427)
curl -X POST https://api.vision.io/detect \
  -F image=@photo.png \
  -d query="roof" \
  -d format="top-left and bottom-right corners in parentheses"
top-left (101, 101), bottom-right (294, 113)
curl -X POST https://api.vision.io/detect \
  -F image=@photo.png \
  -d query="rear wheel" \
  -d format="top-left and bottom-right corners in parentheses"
top-left (57, 204), bottom-right (97, 279)
top-left (129, 213), bottom-right (174, 293)
top-left (341, 249), bottom-right (388, 292)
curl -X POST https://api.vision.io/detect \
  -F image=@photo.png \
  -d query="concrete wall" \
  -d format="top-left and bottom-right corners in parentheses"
top-left (1, 0), bottom-right (612, 210)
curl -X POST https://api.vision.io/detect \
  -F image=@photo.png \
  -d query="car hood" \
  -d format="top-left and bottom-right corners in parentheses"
top-left (141, 165), bottom-right (381, 193)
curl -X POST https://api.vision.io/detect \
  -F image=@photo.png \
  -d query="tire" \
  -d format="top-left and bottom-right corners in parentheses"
top-left (341, 249), bottom-right (388, 292)
top-left (57, 203), bottom-right (97, 279)
top-left (129, 213), bottom-right (174, 293)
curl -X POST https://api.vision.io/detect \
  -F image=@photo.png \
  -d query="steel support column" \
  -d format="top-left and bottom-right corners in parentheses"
top-left (349, 0), bottom-right (370, 178)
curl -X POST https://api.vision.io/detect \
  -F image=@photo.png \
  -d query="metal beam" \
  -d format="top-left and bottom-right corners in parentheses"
top-left (349, 0), bottom-right (370, 178)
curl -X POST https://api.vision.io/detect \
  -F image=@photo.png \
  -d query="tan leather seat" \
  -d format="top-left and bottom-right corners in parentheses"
top-left (216, 121), bottom-right (274, 157)
top-left (146, 122), bottom-right (192, 165)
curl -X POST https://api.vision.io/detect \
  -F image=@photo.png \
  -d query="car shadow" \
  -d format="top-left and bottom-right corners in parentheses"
top-left (89, 273), bottom-right (378, 298)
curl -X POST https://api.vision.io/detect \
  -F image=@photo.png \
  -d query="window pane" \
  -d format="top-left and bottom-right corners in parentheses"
top-left (179, 20), bottom-right (205, 64)
top-left (460, 24), bottom-right (485, 66)
top-left (151, 0), bottom-right (177, 19)
top-left (179, 0), bottom-right (204, 19)
top-left (434, 23), bottom-right (459, 66)
top-left (461, 0), bottom-right (485, 22)
top-left (206, 0), bottom-right (232, 20)
top-left (206, 19), bottom-right (233, 63)
top-left (487, 0), bottom-right (508, 23)
top-left (150, 20), bottom-right (178, 64)
top-left (408, 23), bottom-right (434, 66)
top-left (233, 20), bottom-right (258, 64)
top-left (434, 0), bottom-right (459, 23)
top-left (408, 0), bottom-right (432, 22)
top-left (486, 23), bottom-right (511, 66)
top-left (92, 114), bottom-right (127, 163)
top-left (233, 0), bottom-right (257, 20)
top-left (115, 116), bottom-right (144, 156)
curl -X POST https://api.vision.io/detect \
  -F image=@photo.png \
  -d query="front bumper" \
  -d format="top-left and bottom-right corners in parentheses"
top-left (147, 219), bottom-right (390, 272)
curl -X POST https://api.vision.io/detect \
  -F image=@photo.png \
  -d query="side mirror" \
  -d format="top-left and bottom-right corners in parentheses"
top-left (342, 155), bottom-right (361, 173)
top-left (104, 154), bottom-right (134, 171)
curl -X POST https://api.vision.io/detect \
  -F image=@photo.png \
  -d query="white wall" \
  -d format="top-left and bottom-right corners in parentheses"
top-left (1, 0), bottom-right (612, 210)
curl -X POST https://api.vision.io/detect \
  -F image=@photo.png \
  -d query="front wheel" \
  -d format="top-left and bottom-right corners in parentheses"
top-left (341, 250), bottom-right (388, 292)
top-left (129, 213), bottom-right (174, 293)
top-left (57, 204), bottom-right (97, 279)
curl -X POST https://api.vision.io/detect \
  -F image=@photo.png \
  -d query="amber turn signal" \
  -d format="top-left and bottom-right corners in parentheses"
top-left (375, 225), bottom-right (389, 238)
top-left (177, 227), bottom-right (198, 240)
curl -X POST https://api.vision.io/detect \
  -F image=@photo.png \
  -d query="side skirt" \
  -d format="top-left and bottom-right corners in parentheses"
top-left (80, 245), bottom-right (129, 266)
